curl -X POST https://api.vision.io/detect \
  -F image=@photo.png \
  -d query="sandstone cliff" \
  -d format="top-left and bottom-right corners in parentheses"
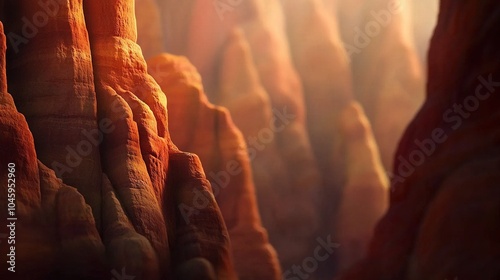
top-left (0, 0), bottom-right (237, 279)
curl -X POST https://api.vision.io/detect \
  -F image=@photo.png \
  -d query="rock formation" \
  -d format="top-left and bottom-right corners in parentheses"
top-left (0, 0), bottom-right (238, 279)
top-left (4, 0), bottom-right (103, 228)
top-left (216, 27), bottom-right (324, 270)
top-left (282, 0), bottom-right (390, 273)
top-left (0, 18), bottom-right (107, 279)
top-left (335, 102), bottom-right (388, 272)
top-left (149, 0), bottom-right (398, 275)
top-left (3, 0), bottom-right (486, 279)
top-left (148, 53), bottom-right (282, 280)
top-left (84, 1), bottom-right (171, 270)
top-left (84, 0), bottom-right (236, 278)
top-left (155, 0), bottom-right (324, 269)
top-left (282, 0), bottom-right (353, 184)
top-left (281, 0), bottom-right (353, 251)
top-left (336, 0), bottom-right (425, 170)
top-left (340, 1), bottom-right (500, 279)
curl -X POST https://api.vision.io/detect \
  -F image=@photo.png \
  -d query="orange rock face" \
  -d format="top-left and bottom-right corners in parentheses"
top-left (84, 1), bottom-right (171, 271)
top-left (0, 0), bottom-right (237, 279)
top-left (4, 0), bottom-right (479, 279)
top-left (148, 53), bottom-right (281, 280)
top-left (4, 0), bottom-right (103, 228)
top-left (0, 19), bottom-right (107, 279)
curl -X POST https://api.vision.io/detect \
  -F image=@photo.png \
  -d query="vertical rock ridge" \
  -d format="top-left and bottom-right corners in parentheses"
top-left (83, 0), bottom-right (171, 274)
top-left (148, 53), bottom-right (281, 280)
top-left (4, 0), bottom-right (103, 227)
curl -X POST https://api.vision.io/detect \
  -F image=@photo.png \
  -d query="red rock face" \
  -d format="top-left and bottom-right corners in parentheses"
top-left (0, 19), bottom-right (107, 279)
top-left (340, 1), bottom-right (500, 279)
top-left (6, 0), bottom-right (490, 279)
top-left (4, 0), bottom-right (103, 228)
top-left (0, 0), bottom-right (237, 279)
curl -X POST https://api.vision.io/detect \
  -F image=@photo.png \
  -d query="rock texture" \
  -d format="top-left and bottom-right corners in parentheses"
top-left (83, 1), bottom-right (171, 272)
top-left (0, 20), bottom-right (107, 280)
top-left (340, 1), bottom-right (500, 279)
top-left (84, 0), bottom-right (236, 278)
top-left (4, 0), bottom-right (103, 228)
top-left (0, 0), bottom-right (238, 279)
top-left (148, 53), bottom-right (282, 280)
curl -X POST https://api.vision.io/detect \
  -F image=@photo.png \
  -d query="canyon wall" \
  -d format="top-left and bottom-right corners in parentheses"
top-left (154, 0), bottom-right (326, 271)
top-left (340, 1), bottom-right (500, 279)
top-left (0, 0), bottom-right (237, 279)
top-left (150, 0), bottom-right (405, 276)
top-left (1, 0), bottom-right (476, 279)
top-left (148, 53), bottom-right (282, 280)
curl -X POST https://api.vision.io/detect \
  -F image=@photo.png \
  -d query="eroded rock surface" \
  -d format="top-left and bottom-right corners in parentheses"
top-left (148, 53), bottom-right (282, 280)
top-left (0, 0), bottom-right (237, 279)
